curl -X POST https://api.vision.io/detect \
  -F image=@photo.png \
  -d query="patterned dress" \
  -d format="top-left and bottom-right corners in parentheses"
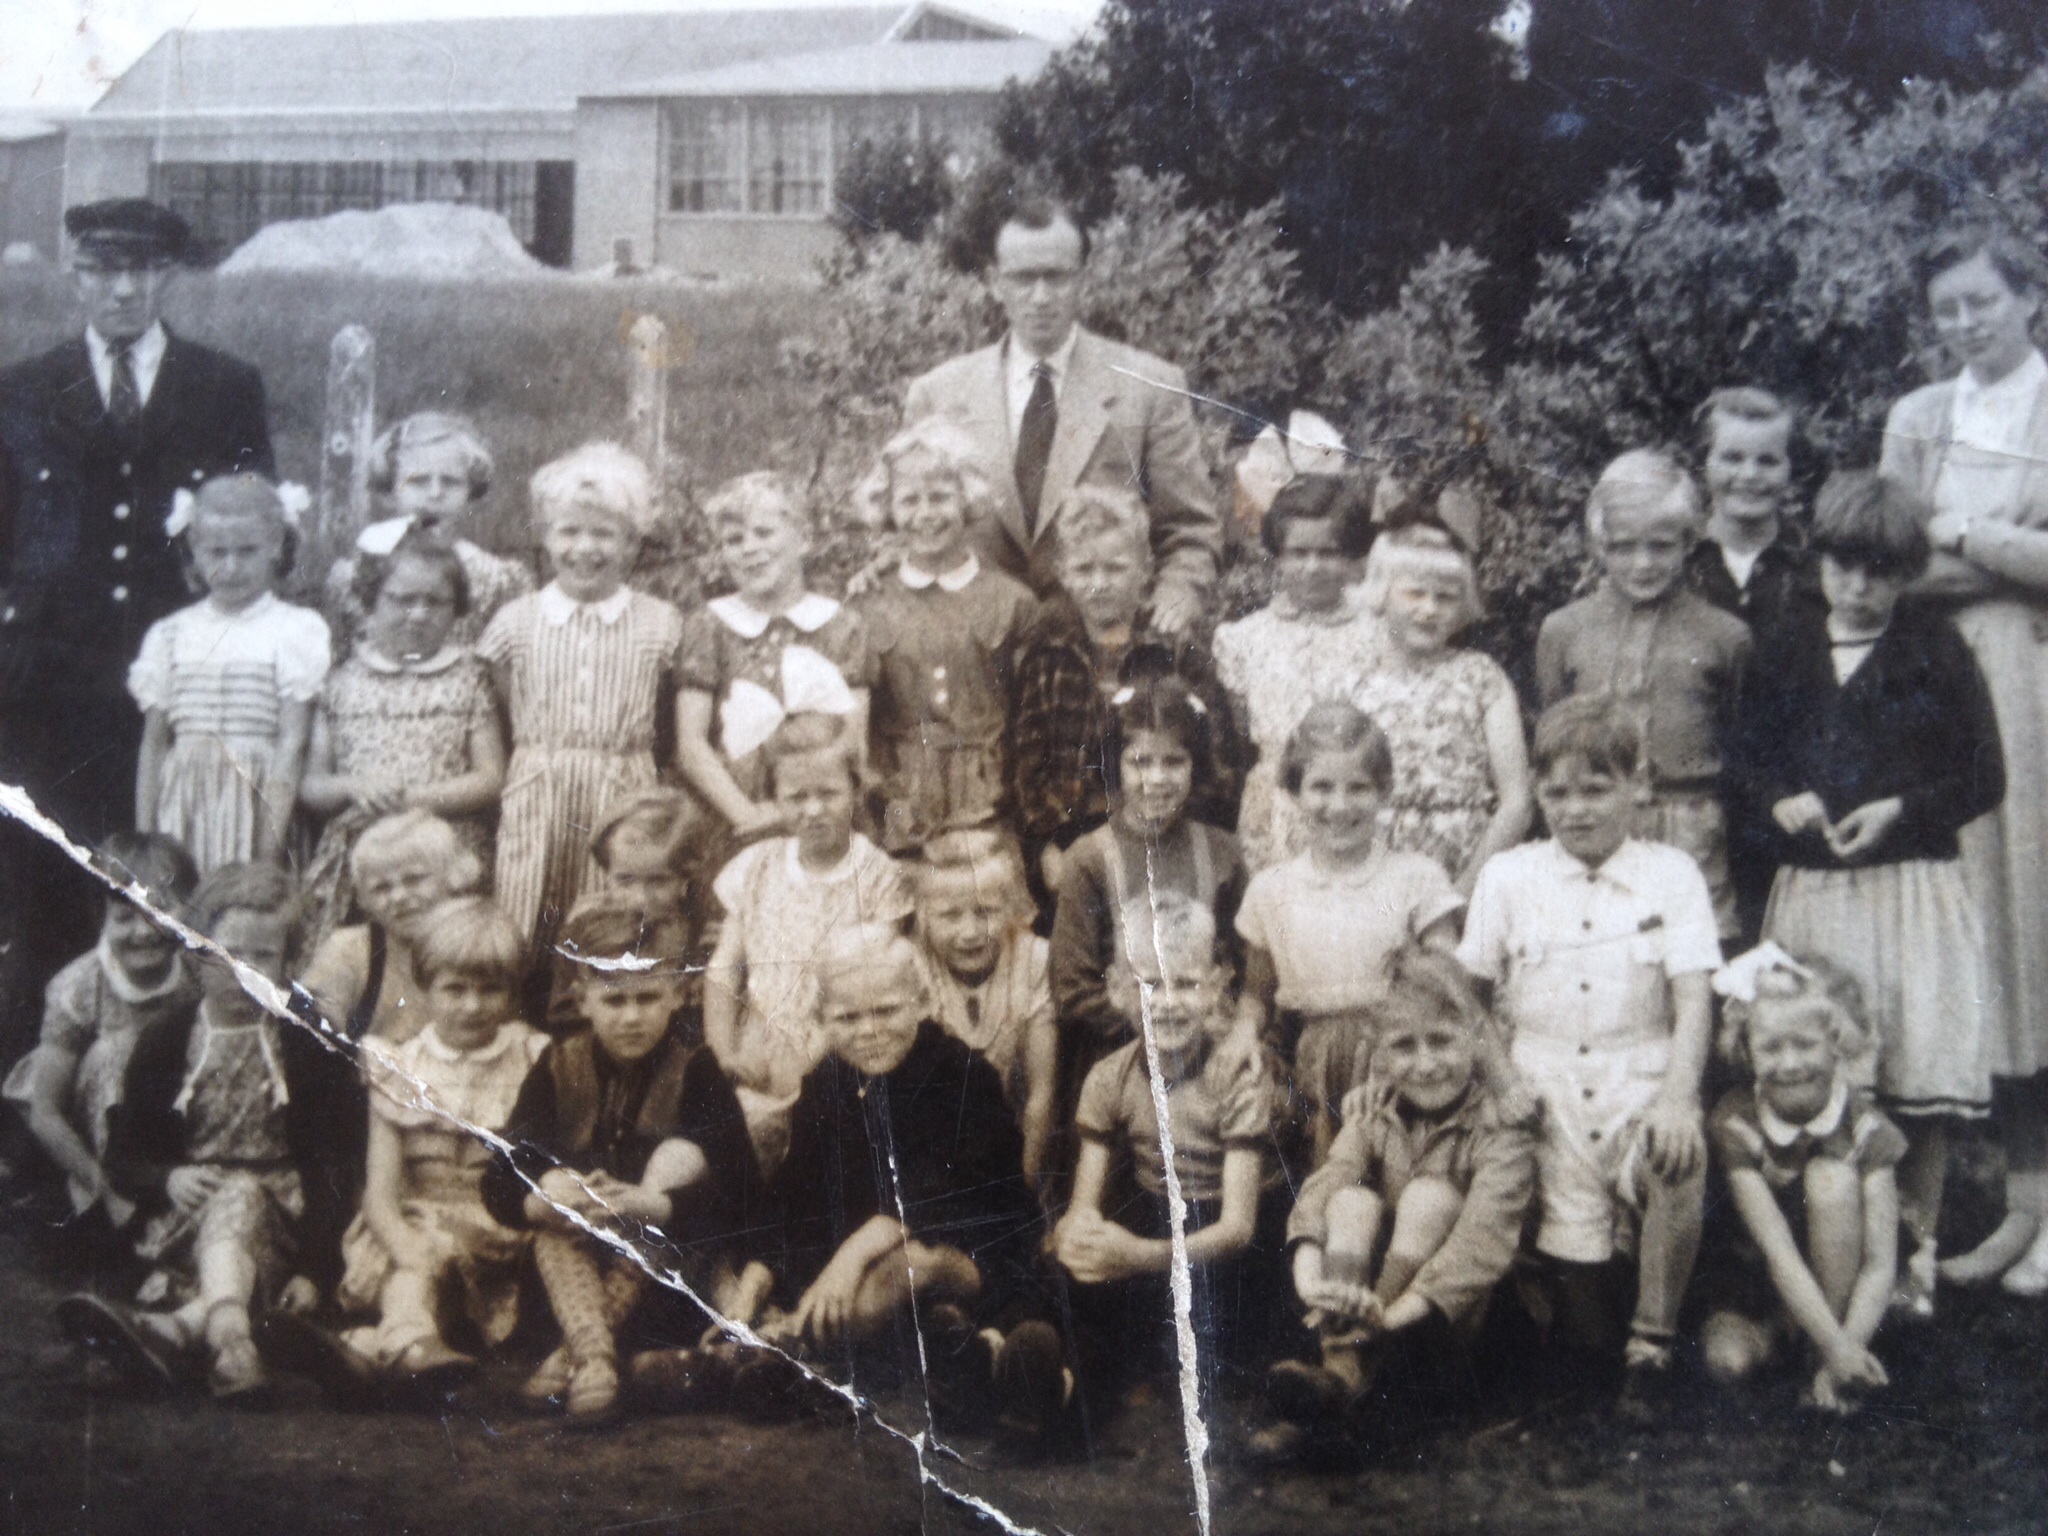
top-left (300, 645), bottom-right (498, 953)
top-left (674, 591), bottom-right (872, 806)
top-left (1212, 597), bottom-right (1383, 870)
top-left (477, 583), bottom-right (684, 944)
top-left (126, 593), bottom-right (332, 872)
top-left (1351, 647), bottom-right (1517, 881)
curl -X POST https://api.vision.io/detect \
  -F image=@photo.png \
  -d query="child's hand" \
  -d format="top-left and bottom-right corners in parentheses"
top-left (1056, 1209), bottom-right (1151, 1285)
top-left (166, 1165), bottom-right (226, 1214)
top-left (1306, 1280), bottom-right (1380, 1329)
top-left (1771, 793), bottom-right (1830, 837)
top-left (1825, 797), bottom-right (1903, 862)
top-left (533, 1166), bottom-right (601, 1227)
top-left (1639, 1096), bottom-right (1706, 1183)
top-left (1821, 1338), bottom-right (1888, 1393)
top-left (349, 777), bottom-right (409, 816)
top-left (276, 1276), bottom-right (321, 1316)
top-left (793, 1250), bottom-right (870, 1346)
top-left (102, 1189), bottom-right (137, 1230)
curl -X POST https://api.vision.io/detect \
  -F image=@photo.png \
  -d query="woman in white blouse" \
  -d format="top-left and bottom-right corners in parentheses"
top-left (1882, 227), bottom-right (2048, 1294)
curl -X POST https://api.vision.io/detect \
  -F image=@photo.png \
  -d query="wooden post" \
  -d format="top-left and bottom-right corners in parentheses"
top-left (625, 313), bottom-right (668, 482)
top-left (317, 324), bottom-right (376, 573)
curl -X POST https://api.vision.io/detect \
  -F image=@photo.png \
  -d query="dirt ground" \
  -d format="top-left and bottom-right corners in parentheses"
top-left (5, 1158), bottom-right (2048, 1536)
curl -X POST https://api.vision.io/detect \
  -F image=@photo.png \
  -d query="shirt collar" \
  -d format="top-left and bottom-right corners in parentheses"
top-left (1757, 1076), bottom-right (1850, 1147)
top-left (1954, 348), bottom-right (2048, 411)
top-left (898, 553), bottom-right (979, 592)
top-left (207, 590), bottom-right (279, 624)
top-left (1007, 327), bottom-right (1079, 388)
top-left (538, 582), bottom-right (632, 627)
top-left (1545, 837), bottom-right (1647, 894)
top-left (87, 321), bottom-right (167, 374)
top-left (784, 836), bottom-right (861, 887)
top-left (708, 590), bottom-right (840, 639)
top-left (356, 642), bottom-right (467, 675)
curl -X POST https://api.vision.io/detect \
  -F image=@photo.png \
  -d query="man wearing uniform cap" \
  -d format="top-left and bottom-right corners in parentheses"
top-left (0, 198), bottom-right (273, 1082)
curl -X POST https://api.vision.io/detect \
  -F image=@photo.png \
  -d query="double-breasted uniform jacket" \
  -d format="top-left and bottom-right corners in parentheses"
top-left (0, 330), bottom-right (272, 835)
top-left (901, 327), bottom-right (1222, 624)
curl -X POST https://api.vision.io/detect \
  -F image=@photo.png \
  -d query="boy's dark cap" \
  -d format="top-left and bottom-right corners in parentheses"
top-left (65, 199), bottom-right (191, 265)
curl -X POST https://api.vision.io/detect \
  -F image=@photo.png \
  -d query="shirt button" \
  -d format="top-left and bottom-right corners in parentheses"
top-left (1580, 981), bottom-right (1591, 992)
top-left (111, 586), bottom-right (129, 602)
top-left (1583, 1087), bottom-right (1595, 1099)
top-left (1578, 1044), bottom-right (1590, 1056)
top-left (1582, 919), bottom-right (1592, 931)
top-left (1590, 1129), bottom-right (1603, 1143)
top-left (113, 503), bottom-right (130, 521)
top-left (112, 545), bottom-right (128, 561)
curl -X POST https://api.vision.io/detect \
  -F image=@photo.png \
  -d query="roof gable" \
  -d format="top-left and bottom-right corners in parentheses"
top-left (89, 7), bottom-right (905, 117)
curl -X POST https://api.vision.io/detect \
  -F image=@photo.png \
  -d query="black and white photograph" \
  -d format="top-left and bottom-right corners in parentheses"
top-left (3, 0), bottom-right (2048, 1530)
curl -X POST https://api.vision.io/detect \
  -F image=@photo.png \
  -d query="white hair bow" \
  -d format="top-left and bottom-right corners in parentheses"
top-left (275, 481), bottom-right (311, 532)
top-left (355, 516), bottom-right (413, 557)
top-left (1711, 941), bottom-right (1811, 1004)
top-left (165, 488), bottom-right (197, 538)
top-left (718, 645), bottom-right (856, 760)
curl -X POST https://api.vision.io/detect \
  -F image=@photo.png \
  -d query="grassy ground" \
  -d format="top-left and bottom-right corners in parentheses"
top-left (0, 264), bottom-right (829, 581)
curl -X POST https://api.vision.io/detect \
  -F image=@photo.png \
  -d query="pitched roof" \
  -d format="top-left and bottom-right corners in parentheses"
top-left (602, 36), bottom-right (1052, 98)
top-left (87, 7), bottom-right (907, 118)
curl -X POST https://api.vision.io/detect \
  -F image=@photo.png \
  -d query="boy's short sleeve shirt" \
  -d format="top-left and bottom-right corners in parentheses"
top-left (1075, 1037), bottom-right (1271, 1204)
top-left (1458, 839), bottom-right (1721, 1047)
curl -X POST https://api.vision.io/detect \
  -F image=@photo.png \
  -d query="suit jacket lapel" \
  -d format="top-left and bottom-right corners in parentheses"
top-left (45, 338), bottom-right (112, 452)
top-left (1037, 329), bottom-right (1113, 542)
top-left (135, 330), bottom-right (188, 460)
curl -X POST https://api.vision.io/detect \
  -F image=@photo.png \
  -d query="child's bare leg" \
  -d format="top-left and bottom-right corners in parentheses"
top-left (845, 1240), bottom-right (977, 1342)
top-left (1631, 1163), bottom-right (1705, 1350)
top-left (1802, 1157), bottom-right (1864, 1320)
top-left (1377, 1178), bottom-right (1464, 1306)
top-left (1699, 1311), bottom-right (1772, 1385)
top-left (373, 1269), bottom-right (444, 1360)
top-left (1894, 1121), bottom-right (1948, 1264)
top-left (1322, 1187), bottom-right (1384, 1291)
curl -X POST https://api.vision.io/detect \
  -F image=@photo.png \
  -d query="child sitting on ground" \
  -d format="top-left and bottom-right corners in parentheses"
top-left (853, 418), bottom-right (1038, 850)
top-left (753, 924), bottom-right (1059, 1437)
top-left (1234, 701), bottom-right (1464, 1166)
top-left (911, 829), bottom-right (1057, 1192)
top-left (4, 834), bottom-right (199, 1243)
top-left (675, 472), bottom-right (872, 840)
top-left (269, 898), bottom-right (547, 1398)
top-left (1700, 947), bottom-right (1900, 1416)
top-left (477, 442), bottom-right (685, 947)
top-left (703, 714), bottom-right (911, 1172)
top-left (1458, 695), bottom-right (1722, 1420)
top-left (63, 864), bottom-right (315, 1400)
top-left (1258, 949), bottom-right (1535, 1455)
top-left (482, 898), bottom-right (759, 1425)
top-left (1536, 448), bottom-right (1752, 941)
top-left (1053, 897), bottom-right (1281, 1410)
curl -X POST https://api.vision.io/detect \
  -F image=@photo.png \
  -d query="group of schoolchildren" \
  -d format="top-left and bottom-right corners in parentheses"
top-left (1, 385), bottom-right (2010, 1459)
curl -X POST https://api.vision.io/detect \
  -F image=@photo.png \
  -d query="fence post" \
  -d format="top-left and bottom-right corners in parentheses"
top-left (317, 324), bottom-right (376, 575)
top-left (625, 313), bottom-right (668, 483)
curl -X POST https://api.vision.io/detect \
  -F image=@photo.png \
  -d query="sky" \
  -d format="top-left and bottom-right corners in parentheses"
top-left (0, 0), bottom-right (1102, 114)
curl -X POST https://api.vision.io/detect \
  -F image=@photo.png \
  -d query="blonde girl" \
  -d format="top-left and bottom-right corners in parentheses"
top-left (129, 473), bottom-right (331, 870)
top-left (1353, 523), bottom-right (1532, 891)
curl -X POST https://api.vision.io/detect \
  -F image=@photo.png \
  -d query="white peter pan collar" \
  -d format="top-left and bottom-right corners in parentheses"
top-left (357, 642), bottom-right (466, 676)
top-left (1758, 1076), bottom-right (1849, 1147)
top-left (538, 582), bottom-right (632, 627)
top-left (899, 553), bottom-right (979, 592)
top-left (708, 590), bottom-right (840, 639)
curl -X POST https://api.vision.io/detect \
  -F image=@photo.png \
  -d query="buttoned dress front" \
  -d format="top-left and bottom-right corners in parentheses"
top-left (477, 584), bottom-right (683, 943)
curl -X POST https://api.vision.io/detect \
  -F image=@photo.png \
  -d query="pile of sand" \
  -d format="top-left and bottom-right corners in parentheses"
top-left (219, 203), bottom-right (547, 279)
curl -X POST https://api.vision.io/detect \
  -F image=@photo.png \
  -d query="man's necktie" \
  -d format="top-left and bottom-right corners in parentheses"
top-left (106, 343), bottom-right (141, 432)
top-left (1014, 360), bottom-right (1058, 533)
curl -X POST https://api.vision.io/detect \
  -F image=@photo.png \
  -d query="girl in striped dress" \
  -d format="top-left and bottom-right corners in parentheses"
top-left (129, 474), bottom-right (331, 871)
top-left (477, 444), bottom-right (685, 947)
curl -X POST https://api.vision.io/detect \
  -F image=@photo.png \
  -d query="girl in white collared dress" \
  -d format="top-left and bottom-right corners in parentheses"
top-left (476, 445), bottom-right (683, 945)
top-left (674, 472), bottom-right (871, 839)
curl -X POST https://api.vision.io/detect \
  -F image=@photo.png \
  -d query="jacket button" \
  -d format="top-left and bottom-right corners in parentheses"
top-left (2, 608), bottom-right (13, 622)
top-left (37, 468), bottom-right (50, 482)
top-left (111, 586), bottom-right (128, 602)
top-left (113, 503), bottom-right (130, 521)
top-left (112, 546), bottom-right (128, 561)
top-left (120, 463), bottom-right (132, 477)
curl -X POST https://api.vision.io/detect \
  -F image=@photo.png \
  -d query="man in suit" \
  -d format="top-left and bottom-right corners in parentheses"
top-left (0, 198), bottom-right (272, 1089)
top-left (901, 196), bottom-right (1221, 636)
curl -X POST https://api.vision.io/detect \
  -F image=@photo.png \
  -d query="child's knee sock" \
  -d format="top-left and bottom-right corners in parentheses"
top-left (534, 1233), bottom-right (617, 1365)
top-left (1323, 1245), bottom-right (1370, 1291)
top-left (600, 1258), bottom-right (645, 1331)
top-left (379, 1269), bottom-right (441, 1354)
top-left (1632, 1173), bottom-right (1704, 1346)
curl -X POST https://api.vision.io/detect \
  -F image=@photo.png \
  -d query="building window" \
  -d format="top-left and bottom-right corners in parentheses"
top-left (151, 160), bottom-right (539, 261)
top-left (666, 103), bottom-right (745, 213)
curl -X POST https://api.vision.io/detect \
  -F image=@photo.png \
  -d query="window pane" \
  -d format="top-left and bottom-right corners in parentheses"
top-left (667, 103), bottom-right (744, 213)
top-left (748, 102), bottom-right (830, 216)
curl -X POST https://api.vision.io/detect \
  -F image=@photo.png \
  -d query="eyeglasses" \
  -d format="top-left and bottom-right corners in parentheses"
top-left (993, 267), bottom-right (1081, 294)
top-left (73, 260), bottom-right (174, 280)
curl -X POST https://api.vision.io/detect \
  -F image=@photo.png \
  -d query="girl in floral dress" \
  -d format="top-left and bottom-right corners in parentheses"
top-left (1213, 475), bottom-right (1383, 871)
top-left (1351, 524), bottom-right (1532, 892)
top-left (299, 532), bottom-right (505, 951)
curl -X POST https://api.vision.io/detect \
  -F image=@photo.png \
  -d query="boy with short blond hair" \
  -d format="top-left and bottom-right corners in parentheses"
top-left (1536, 448), bottom-right (1752, 938)
top-left (1458, 697), bottom-right (1721, 1419)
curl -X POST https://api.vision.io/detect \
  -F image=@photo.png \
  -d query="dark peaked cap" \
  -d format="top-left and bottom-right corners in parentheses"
top-left (64, 199), bottom-right (192, 263)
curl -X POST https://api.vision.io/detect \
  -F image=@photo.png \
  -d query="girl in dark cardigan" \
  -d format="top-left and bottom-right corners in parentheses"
top-left (1732, 469), bottom-right (2005, 1315)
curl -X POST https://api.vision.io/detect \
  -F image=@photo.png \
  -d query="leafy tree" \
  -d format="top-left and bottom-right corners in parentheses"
top-left (830, 127), bottom-right (956, 245)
